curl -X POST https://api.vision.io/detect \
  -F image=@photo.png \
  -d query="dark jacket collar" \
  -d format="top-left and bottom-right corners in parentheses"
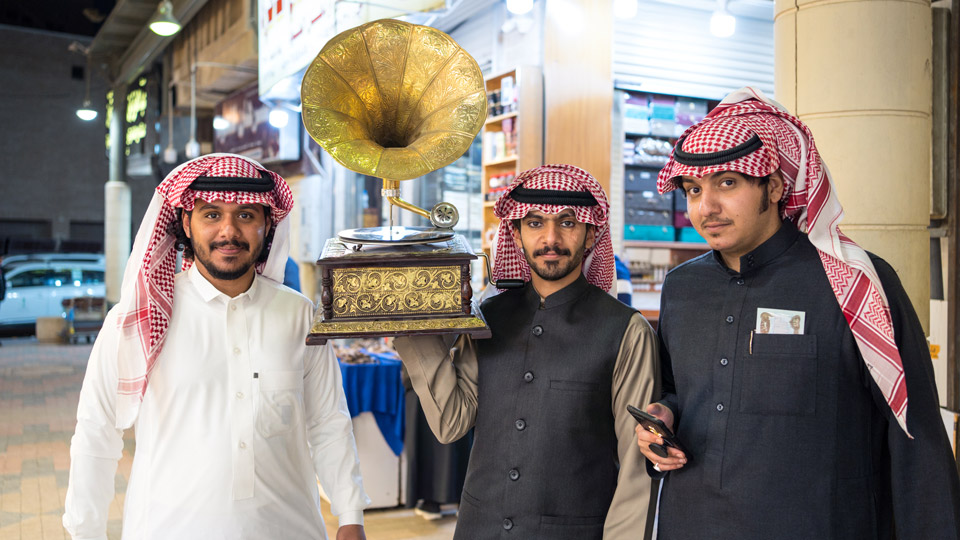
top-left (523, 273), bottom-right (592, 309)
top-left (711, 219), bottom-right (800, 276)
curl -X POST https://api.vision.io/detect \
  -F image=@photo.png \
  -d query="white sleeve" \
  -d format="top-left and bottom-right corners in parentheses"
top-left (303, 341), bottom-right (370, 526)
top-left (62, 312), bottom-right (126, 540)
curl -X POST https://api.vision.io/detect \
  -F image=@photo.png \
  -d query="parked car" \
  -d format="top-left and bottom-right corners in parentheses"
top-left (0, 254), bottom-right (106, 335)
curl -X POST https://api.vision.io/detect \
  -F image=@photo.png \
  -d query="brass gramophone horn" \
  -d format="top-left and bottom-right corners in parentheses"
top-left (301, 19), bottom-right (487, 228)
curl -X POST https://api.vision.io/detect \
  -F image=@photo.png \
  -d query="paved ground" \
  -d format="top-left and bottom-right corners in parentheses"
top-left (0, 336), bottom-right (456, 540)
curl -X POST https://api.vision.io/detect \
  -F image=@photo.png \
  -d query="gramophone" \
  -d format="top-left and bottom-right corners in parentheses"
top-left (301, 18), bottom-right (493, 345)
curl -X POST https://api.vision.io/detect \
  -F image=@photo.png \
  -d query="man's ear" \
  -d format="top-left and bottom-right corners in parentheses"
top-left (182, 209), bottom-right (192, 239)
top-left (768, 171), bottom-right (785, 204)
top-left (584, 224), bottom-right (596, 252)
top-left (512, 223), bottom-right (523, 251)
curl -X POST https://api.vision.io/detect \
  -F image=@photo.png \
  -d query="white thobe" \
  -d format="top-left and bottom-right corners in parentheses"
top-left (63, 265), bottom-right (369, 539)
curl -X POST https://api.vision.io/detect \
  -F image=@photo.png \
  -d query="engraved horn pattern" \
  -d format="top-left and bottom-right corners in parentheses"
top-left (301, 19), bottom-right (487, 181)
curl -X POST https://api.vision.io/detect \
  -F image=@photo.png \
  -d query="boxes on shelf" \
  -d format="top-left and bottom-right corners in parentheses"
top-left (625, 190), bottom-right (672, 213)
top-left (625, 208), bottom-right (672, 226)
top-left (678, 226), bottom-right (707, 243)
top-left (673, 192), bottom-right (692, 227)
top-left (625, 223), bottom-right (675, 242)
top-left (623, 92), bottom-right (652, 135)
top-left (675, 97), bottom-right (708, 133)
top-left (625, 137), bottom-right (672, 167)
top-left (649, 95), bottom-right (676, 137)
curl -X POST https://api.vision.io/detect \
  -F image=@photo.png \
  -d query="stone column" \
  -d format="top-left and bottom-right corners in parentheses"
top-left (774, 0), bottom-right (932, 330)
top-left (105, 83), bottom-right (130, 304)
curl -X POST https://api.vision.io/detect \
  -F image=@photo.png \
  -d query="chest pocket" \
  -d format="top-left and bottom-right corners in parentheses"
top-left (739, 334), bottom-right (818, 416)
top-left (256, 370), bottom-right (304, 438)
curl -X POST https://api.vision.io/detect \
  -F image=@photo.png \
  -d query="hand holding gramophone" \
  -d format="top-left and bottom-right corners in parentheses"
top-left (301, 18), bottom-right (496, 344)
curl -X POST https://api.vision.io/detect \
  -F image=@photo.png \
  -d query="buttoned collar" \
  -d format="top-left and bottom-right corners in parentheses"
top-left (711, 219), bottom-right (800, 276)
top-left (187, 264), bottom-right (260, 304)
top-left (525, 273), bottom-right (591, 309)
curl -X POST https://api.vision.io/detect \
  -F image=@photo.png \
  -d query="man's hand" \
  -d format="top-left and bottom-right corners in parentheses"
top-left (635, 402), bottom-right (687, 472)
top-left (336, 524), bottom-right (366, 540)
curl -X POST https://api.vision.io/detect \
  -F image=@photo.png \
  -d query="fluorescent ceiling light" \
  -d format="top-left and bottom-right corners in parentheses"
top-left (614, 0), bottom-right (638, 19)
top-left (213, 116), bottom-right (230, 130)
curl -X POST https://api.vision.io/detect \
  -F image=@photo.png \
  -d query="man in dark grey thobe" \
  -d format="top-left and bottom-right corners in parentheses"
top-left (636, 88), bottom-right (960, 539)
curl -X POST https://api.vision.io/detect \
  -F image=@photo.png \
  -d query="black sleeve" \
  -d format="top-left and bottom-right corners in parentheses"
top-left (870, 256), bottom-right (960, 539)
top-left (657, 276), bottom-right (679, 422)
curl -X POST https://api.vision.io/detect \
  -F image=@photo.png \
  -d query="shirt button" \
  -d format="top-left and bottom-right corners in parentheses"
top-left (239, 441), bottom-right (247, 449)
top-left (720, 358), bottom-right (729, 366)
top-left (725, 315), bottom-right (734, 324)
top-left (233, 347), bottom-right (242, 355)
top-left (532, 325), bottom-right (543, 336)
top-left (736, 279), bottom-right (745, 286)
top-left (509, 468), bottom-right (520, 481)
top-left (236, 391), bottom-right (244, 399)
top-left (716, 403), bottom-right (724, 412)
top-left (515, 419), bottom-right (526, 431)
top-left (523, 371), bottom-right (534, 383)
top-left (502, 518), bottom-right (514, 530)
top-left (231, 304), bottom-right (237, 311)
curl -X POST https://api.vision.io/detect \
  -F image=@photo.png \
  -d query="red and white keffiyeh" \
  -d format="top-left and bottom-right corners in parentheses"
top-left (113, 153), bottom-right (294, 428)
top-left (492, 164), bottom-right (615, 293)
top-left (658, 87), bottom-right (910, 436)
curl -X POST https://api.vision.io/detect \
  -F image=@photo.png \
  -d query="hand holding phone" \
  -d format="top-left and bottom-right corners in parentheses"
top-left (628, 404), bottom-right (688, 460)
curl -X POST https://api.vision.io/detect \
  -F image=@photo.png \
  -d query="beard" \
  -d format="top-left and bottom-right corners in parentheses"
top-left (193, 238), bottom-right (266, 281)
top-left (522, 240), bottom-right (587, 282)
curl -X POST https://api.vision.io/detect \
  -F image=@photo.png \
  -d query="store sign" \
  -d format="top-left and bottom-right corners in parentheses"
top-left (258, 0), bottom-right (336, 97)
top-left (214, 83), bottom-right (301, 164)
top-left (125, 78), bottom-right (149, 154)
top-left (257, 0), bottom-right (446, 98)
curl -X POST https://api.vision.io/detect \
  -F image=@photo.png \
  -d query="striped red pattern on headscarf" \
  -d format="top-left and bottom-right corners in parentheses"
top-left (657, 88), bottom-right (910, 436)
top-left (492, 164), bottom-right (614, 293)
top-left (113, 154), bottom-right (293, 427)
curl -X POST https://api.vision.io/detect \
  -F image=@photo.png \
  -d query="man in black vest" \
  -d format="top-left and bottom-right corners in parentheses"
top-left (394, 164), bottom-right (659, 540)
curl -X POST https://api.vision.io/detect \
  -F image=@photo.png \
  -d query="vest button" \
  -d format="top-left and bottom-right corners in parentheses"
top-left (515, 419), bottom-right (526, 431)
top-left (737, 279), bottom-right (745, 286)
top-left (532, 325), bottom-right (543, 336)
top-left (509, 468), bottom-right (520, 481)
top-left (719, 358), bottom-right (729, 366)
top-left (523, 371), bottom-right (534, 383)
top-left (725, 315), bottom-right (734, 324)
top-left (502, 518), bottom-right (514, 530)
top-left (716, 403), bottom-right (724, 412)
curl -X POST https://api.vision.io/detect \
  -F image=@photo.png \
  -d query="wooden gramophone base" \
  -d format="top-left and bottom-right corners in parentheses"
top-left (306, 303), bottom-right (491, 345)
top-left (306, 235), bottom-right (492, 346)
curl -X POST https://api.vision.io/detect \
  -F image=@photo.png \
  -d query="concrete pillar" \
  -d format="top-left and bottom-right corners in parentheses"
top-left (105, 83), bottom-right (130, 304)
top-left (774, 0), bottom-right (932, 330)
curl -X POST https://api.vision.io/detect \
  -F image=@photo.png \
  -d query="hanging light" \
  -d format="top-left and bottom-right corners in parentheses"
top-left (710, 0), bottom-right (736, 38)
top-left (76, 58), bottom-right (97, 121)
top-left (149, 0), bottom-right (182, 37)
top-left (613, 0), bottom-right (638, 20)
top-left (506, 0), bottom-right (533, 16)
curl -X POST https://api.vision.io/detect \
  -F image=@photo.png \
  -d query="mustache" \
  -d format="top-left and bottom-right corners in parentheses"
top-left (700, 219), bottom-right (732, 228)
top-left (210, 239), bottom-right (250, 251)
top-left (533, 245), bottom-right (571, 257)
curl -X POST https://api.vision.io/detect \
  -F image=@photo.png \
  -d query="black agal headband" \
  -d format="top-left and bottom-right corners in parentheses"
top-left (672, 133), bottom-right (764, 167)
top-left (509, 186), bottom-right (598, 206)
top-left (188, 169), bottom-right (275, 192)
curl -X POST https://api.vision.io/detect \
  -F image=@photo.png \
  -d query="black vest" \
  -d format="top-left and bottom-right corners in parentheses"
top-left (454, 276), bottom-right (636, 540)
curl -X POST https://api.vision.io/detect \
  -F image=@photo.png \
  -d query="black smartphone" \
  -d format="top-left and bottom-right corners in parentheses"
top-left (627, 404), bottom-right (688, 459)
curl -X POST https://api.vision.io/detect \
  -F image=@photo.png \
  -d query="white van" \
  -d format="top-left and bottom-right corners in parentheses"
top-left (0, 254), bottom-right (106, 332)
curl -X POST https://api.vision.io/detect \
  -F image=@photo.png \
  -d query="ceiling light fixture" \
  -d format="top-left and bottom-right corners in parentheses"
top-left (710, 0), bottom-right (736, 38)
top-left (76, 57), bottom-right (97, 121)
top-left (506, 0), bottom-right (533, 16)
top-left (149, 0), bottom-right (182, 37)
top-left (613, 0), bottom-right (638, 20)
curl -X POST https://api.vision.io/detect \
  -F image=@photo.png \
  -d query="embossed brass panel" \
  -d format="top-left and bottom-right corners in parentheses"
top-left (331, 266), bottom-right (462, 318)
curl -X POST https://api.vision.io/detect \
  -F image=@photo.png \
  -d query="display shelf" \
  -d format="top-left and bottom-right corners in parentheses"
top-left (480, 66), bottom-right (543, 280)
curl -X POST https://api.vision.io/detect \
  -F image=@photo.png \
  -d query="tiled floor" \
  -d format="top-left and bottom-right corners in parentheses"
top-left (0, 337), bottom-right (456, 540)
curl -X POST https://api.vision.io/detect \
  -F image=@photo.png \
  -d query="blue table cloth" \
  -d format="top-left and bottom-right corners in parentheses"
top-left (338, 351), bottom-right (405, 456)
